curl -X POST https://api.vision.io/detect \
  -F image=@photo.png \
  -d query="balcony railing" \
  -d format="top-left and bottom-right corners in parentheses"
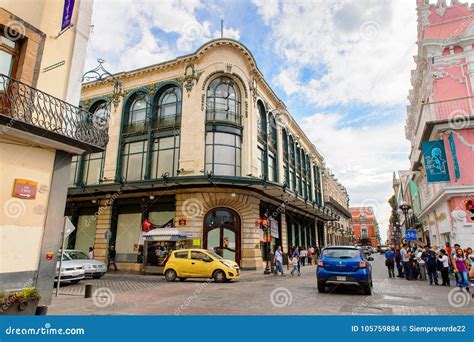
top-left (0, 74), bottom-right (108, 151)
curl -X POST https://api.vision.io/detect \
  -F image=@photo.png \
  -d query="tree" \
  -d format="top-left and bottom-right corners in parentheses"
top-left (388, 195), bottom-right (399, 226)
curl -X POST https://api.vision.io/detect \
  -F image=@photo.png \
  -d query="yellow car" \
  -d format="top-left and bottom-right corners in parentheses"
top-left (163, 249), bottom-right (240, 283)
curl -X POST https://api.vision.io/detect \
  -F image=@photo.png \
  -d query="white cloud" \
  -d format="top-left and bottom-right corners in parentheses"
top-left (252, 0), bottom-right (280, 24)
top-left (301, 112), bottom-right (410, 241)
top-left (259, 0), bottom-right (417, 107)
top-left (85, 0), bottom-right (240, 73)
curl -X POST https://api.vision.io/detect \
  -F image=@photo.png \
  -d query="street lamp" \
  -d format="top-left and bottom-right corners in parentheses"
top-left (398, 201), bottom-right (412, 245)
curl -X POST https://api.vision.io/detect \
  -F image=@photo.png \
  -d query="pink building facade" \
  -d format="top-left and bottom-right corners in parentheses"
top-left (405, 0), bottom-right (474, 248)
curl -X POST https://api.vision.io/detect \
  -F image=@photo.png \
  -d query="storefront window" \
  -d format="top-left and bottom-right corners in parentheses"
top-left (116, 213), bottom-right (142, 262)
top-left (205, 132), bottom-right (241, 176)
top-left (121, 140), bottom-right (147, 181)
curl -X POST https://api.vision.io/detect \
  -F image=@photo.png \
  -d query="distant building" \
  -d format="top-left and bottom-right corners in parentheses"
top-left (350, 207), bottom-right (380, 247)
top-left (322, 167), bottom-right (352, 245)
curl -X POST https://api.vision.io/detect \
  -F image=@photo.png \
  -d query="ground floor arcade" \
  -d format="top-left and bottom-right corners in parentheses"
top-left (65, 186), bottom-right (331, 271)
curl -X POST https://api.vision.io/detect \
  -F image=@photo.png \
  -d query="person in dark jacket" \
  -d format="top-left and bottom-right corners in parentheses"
top-left (108, 245), bottom-right (118, 271)
top-left (394, 247), bottom-right (404, 278)
top-left (422, 245), bottom-right (438, 285)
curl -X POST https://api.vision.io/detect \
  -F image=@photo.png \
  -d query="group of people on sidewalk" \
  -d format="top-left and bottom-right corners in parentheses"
top-left (273, 245), bottom-right (320, 276)
top-left (384, 242), bottom-right (473, 292)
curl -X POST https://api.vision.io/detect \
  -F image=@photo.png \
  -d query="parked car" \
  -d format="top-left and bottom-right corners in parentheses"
top-left (55, 260), bottom-right (85, 284)
top-left (164, 249), bottom-right (240, 283)
top-left (379, 246), bottom-right (389, 254)
top-left (359, 245), bottom-right (372, 256)
top-left (62, 249), bottom-right (107, 279)
top-left (316, 246), bottom-right (373, 295)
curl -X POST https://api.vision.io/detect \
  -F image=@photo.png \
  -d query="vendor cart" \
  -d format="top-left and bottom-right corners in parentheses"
top-left (142, 228), bottom-right (191, 275)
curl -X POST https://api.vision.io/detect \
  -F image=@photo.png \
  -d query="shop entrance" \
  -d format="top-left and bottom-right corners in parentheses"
top-left (203, 208), bottom-right (241, 265)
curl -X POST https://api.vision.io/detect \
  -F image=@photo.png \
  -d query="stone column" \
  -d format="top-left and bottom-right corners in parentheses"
top-left (93, 199), bottom-right (113, 263)
top-left (240, 197), bottom-right (262, 270)
top-left (280, 209), bottom-right (288, 251)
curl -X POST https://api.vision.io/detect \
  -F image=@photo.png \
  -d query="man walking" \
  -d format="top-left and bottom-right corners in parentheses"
top-left (108, 245), bottom-right (118, 271)
top-left (384, 247), bottom-right (395, 278)
top-left (273, 245), bottom-right (285, 276)
top-left (394, 247), bottom-right (404, 278)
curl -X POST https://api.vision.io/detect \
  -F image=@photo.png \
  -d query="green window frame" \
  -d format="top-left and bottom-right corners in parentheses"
top-left (121, 140), bottom-right (148, 181)
top-left (205, 132), bottom-right (241, 176)
top-left (154, 86), bottom-right (182, 128)
top-left (151, 134), bottom-right (180, 178)
top-left (206, 77), bottom-right (241, 125)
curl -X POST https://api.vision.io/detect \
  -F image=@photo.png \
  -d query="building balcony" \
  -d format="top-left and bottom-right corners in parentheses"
top-left (0, 74), bottom-right (108, 153)
top-left (410, 96), bottom-right (474, 169)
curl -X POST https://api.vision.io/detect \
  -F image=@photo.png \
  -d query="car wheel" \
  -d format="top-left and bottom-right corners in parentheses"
top-left (178, 277), bottom-right (186, 282)
top-left (363, 281), bottom-right (372, 295)
top-left (165, 269), bottom-right (177, 282)
top-left (213, 270), bottom-right (226, 283)
top-left (70, 280), bottom-right (80, 285)
top-left (317, 282), bottom-right (326, 293)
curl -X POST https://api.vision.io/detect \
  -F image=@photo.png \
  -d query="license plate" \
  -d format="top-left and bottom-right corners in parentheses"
top-left (336, 276), bottom-right (346, 281)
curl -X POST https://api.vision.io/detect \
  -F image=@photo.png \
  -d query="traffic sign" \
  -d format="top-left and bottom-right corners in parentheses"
top-left (405, 230), bottom-right (417, 241)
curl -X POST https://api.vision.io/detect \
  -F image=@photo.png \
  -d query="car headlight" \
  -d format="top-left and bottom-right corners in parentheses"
top-left (84, 264), bottom-right (92, 269)
top-left (220, 261), bottom-right (234, 269)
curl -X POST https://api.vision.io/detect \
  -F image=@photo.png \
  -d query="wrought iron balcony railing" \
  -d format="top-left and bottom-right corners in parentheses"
top-left (0, 74), bottom-right (108, 152)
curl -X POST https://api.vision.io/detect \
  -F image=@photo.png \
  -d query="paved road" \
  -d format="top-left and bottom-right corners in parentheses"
top-left (48, 254), bottom-right (473, 315)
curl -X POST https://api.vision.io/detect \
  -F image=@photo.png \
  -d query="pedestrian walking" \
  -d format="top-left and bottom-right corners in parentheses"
top-left (401, 244), bottom-right (412, 280)
top-left (453, 248), bottom-right (470, 292)
top-left (384, 247), bottom-right (395, 278)
top-left (291, 247), bottom-right (301, 276)
top-left (300, 247), bottom-right (307, 266)
top-left (416, 246), bottom-right (426, 281)
top-left (88, 247), bottom-right (94, 259)
top-left (308, 246), bottom-right (314, 265)
top-left (273, 246), bottom-right (285, 276)
top-left (438, 249), bottom-right (450, 286)
top-left (108, 245), bottom-right (118, 271)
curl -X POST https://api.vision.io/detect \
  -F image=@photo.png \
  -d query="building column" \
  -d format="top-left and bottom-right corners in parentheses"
top-left (280, 208), bottom-right (288, 251)
top-left (240, 198), bottom-right (262, 270)
top-left (93, 199), bottom-right (114, 263)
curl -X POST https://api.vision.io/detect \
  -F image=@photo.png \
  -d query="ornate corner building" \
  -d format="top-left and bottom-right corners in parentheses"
top-left (350, 207), bottom-right (380, 247)
top-left (66, 38), bottom-right (342, 271)
top-left (402, 0), bottom-right (474, 248)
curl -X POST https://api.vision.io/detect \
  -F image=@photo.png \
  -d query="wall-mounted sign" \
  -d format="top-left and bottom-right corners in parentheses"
top-left (269, 218), bottom-right (279, 238)
top-left (46, 252), bottom-right (54, 261)
top-left (12, 179), bottom-right (38, 199)
top-left (421, 140), bottom-right (450, 183)
top-left (178, 218), bottom-right (187, 226)
top-left (193, 239), bottom-right (201, 246)
top-left (61, 0), bottom-right (75, 32)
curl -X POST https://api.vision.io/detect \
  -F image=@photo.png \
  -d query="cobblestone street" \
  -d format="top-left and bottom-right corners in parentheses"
top-left (48, 254), bottom-right (473, 316)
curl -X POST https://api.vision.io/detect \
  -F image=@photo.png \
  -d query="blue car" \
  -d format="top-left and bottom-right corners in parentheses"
top-left (316, 246), bottom-right (373, 295)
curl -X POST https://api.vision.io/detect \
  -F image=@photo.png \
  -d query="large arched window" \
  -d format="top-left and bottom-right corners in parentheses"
top-left (256, 101), bottom-right (267, 178)
top-left (268, 113), bottom-right (278, 182)
top-left (154, 85), bottom-right (181, 128)
top-left (125, 94), bottom-right (147, 133)
top-left (205, 132), bottom-right (241, 176)
top-left (289, 135), bottom-right (296, 191)
top-left (206, 77), bottom-right (241, 125)
top-left (282, 128), bottom-right (289, 187)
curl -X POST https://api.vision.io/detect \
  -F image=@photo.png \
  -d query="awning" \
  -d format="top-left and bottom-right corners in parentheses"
top-left (144, 228), bottom-right (192, 241)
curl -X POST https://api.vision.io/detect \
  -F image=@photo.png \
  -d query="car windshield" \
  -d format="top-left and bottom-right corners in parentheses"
top-left (65, 251), bottom-right (89, 260)
top-left (323, 248), bottom-right (359, 259)
top-left (206, 250), bottom-right (223, 259)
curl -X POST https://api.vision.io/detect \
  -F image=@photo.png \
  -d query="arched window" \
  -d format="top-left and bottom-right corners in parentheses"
top-left (282, 128), bottom-right (289, 187)
top-left (154, 86), bottom-right (181, 128)
top-left (70, 101), bottom-right (106, 186)
top-left (206, 77), bottom-right (241, 124)
top-left (125, 95), bottom-right (147, 133)
top-left (268, 113), bottom-right (278, 182)
top-left (256, 101), bottom-right (267, 179)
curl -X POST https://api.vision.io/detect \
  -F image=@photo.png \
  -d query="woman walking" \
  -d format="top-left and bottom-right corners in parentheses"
top-left (454, 248), bottom-right (470, 292)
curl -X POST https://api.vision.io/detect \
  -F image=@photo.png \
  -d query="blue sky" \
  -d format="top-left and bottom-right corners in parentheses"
top-left (85, 0), bottom-right (440, 240)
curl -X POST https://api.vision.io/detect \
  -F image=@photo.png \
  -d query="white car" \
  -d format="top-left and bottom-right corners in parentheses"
top-left (55, 260), bottom-right (85, 284)
top-left (63, 249), bottom-right (107, 279)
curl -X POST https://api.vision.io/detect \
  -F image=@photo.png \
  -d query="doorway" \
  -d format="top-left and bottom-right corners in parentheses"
top-left (203, 207), bottom-right (241, 265)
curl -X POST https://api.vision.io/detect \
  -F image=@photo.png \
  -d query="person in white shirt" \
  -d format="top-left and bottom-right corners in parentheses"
top-left (416, 247), bottom-right (426, 281)
top-left (273, 246), bottom-right (284, 276)
top-left (400, 244), bottom-right (412, 280)
top-left (438, 249), bottom-right (450, 286)
top-left (88, 247), bottom-right (94, 259)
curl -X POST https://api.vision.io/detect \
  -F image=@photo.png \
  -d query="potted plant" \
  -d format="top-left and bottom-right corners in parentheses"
top-left (0, 288), bottom-right (40, 316)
